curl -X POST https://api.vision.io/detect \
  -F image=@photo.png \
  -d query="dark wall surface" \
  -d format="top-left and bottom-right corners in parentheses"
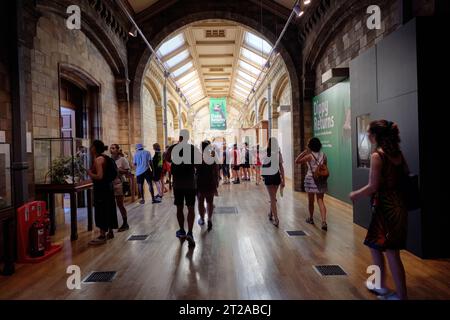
top-left (350, 19), bottom-right (422, 256)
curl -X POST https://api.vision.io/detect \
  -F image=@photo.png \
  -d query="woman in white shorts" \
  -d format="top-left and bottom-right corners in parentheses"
top-left (110, 144), bottom-right (131, 232)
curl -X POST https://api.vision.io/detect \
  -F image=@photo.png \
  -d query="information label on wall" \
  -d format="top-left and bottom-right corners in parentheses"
top-left (210, 98), bottom-right (227, 130)
top-left (313, 80), bottom-right (352, 203)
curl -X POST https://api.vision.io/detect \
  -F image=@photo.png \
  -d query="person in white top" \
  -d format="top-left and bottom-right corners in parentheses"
top-left (295, 137), bottom-right (328, 231)
top-left (110, 144), bottom-right (131, 232)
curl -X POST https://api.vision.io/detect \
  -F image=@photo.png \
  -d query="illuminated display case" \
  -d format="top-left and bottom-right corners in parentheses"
top-left (356, 114), bottom-right (372, 168)
top-left (0, 142), bottom-right (12, 210)
top-left (33, 137), bottom-right (91, 185)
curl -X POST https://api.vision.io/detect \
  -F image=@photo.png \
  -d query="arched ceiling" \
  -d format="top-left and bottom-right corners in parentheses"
top-left (154, 20), bottom-right (273, 107)
top-left (126, 0), bottom-right (297, 14)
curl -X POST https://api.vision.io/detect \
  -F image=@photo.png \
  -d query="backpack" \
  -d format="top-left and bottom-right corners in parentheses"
top-left (309, 153), bottom-right (329, 183)
top-left (102, 155), bottom-right (119, 184)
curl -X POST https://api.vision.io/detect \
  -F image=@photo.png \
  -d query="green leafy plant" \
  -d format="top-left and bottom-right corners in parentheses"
top-left (46, 156), bottom-right (87, 184)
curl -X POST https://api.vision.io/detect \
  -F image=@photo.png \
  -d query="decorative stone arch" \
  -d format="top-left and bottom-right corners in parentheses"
top-left (181, 112), bottom-right (188, 128)
top-left (167, 100), bottom-right (179, 130)
top-left (128, 0), bottom-right (304, 190)
top-left (143, 76), bottom-right (163, 145)
top-left (272, 73), bottom-right (290, 105)
top-left (249, 110), bottom-right (256, 125)
top-left (258, 98), bottom-right (268, 121)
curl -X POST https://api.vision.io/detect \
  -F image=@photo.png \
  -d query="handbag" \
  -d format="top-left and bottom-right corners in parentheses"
top-left (309, 153), bottom-right (329, 183)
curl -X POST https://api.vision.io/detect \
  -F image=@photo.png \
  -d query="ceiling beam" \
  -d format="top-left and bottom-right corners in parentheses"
top-left (160, 44), bottom-right (189, 62)
top-left (203, 72), bottom-right (231, 76)
top-left (174, 66), bottom-right (196, 81)
top-left (198, 54), bottom-right (234, 58)
top-left (168, 57), bottom-right (192, 73)
top-left (195, 40), bottom-right (236, 46)
top-left (242, 43), bottom-right (269, 60)
top-left (201, 64), bottom-right (232, 68)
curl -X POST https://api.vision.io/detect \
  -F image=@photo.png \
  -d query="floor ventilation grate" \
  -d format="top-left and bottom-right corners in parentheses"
top-left (214, 206), bottom-right (238, 214)
top-left (313, 265), bottom-right (347, 276)
top-left (83, 271), bottom-right (117, 283)
top-left (286, 230), bottom-right (308, 236)
top-left (127, 234), bottom-right (150, 241)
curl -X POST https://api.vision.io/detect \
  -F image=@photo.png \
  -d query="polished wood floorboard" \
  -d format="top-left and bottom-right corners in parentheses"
top-left (1, 182), bottom-right (449, 300)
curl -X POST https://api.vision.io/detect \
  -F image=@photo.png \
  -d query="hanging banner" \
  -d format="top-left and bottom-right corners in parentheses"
top-left (210, 98), bottom-right (227, 130)
top-left (313, 80), bottom-right (352, 203)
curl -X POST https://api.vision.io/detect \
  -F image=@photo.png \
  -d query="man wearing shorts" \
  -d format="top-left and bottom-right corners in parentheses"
top-left (133, 143), bottom-right (159, 204)
top-left (166, 130), bottom-right (201, 247)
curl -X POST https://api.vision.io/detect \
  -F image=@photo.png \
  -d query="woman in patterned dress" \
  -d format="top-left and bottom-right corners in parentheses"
top-left (295, 137), bottom-right (328, 231)
top-left (350, 120), bottom-right (409, 300)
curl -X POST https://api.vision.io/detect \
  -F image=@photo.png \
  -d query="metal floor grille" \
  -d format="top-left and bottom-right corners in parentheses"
top-left (286, 230), bottom-right (308, 236)
top-left (83, 271), bottom-right (117, 283)
top-left (214, 206), bottom-right (238, 214)
top-left (314, 265), bottom-right (347, 276)
top-left (127, 234), bottom-right (150, 241)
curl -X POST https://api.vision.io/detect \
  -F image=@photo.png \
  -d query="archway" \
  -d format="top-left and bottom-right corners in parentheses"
top-left (128, 1), bottom-right (304, 190)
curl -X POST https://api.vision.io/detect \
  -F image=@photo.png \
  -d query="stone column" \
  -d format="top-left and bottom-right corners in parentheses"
top-left (271, 101), bottom-right (280, 132)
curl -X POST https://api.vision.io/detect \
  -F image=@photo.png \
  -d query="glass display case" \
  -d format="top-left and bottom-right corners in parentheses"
top-left (356, 114), bottom-right (372, 168)
top-left (34, 137), bottom-right (91, 185)
top-left (0, 142), bottom-right (12, 210)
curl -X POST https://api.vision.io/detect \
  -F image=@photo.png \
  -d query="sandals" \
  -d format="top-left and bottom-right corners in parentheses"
top-left (321, 222), bottom-right (328, 231)
top-left (306, 217), bottom-right (314, 225)
top-left (268, 211), bottom-right (273, 221)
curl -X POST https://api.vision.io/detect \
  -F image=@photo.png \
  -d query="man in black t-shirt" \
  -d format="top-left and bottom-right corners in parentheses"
top-left (165, 130), bottom-right (201, 247)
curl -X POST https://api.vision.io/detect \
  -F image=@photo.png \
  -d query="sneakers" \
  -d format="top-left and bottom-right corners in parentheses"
top-left (118, 224), bottom-right (129, 232)
top-left (207, 220), bottom-right (213, 231)
top-left (186, 232), bottom-right (196, 247)
top-left (176, 229), bottom-right (187, 239)
top-left (88, 236), bottom-right (107, 245)
top-left (366, 281), bottom-right (391, 296)
top-left (198, 217), bottom-right (205, 226)
top-left (152, 198), bottom-right (162, 204)
top-left (233, 179), bottom-right (240, 184)
top-left (139, 199), bottom-right (145, 204)
top-left (377, 293), bottom-right (401, 300)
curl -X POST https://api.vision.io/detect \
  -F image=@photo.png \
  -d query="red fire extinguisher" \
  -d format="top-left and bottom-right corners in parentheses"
top-left (29, 220), bottom-right (45, 257)
top-left (43, 215), bottom-right (51, 251)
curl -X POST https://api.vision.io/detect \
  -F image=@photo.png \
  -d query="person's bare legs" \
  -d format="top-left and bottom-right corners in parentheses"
top-left (386, 249), bottom-right (408, 299)
top-left (316, 193), bottom-right (327, 224)
top-left (370, 248), bottom-right (388, 290)
top-left (176, 205), bottom-right (185, 230)
top-left (197, 193), bottom-right (206, 221)
top-left (266, 185), bottom-right (279, 224)
top-left (307, 193), bottom-right (315, 220)
top-left (116, 195), bottom-right (128, 228)
top-left (186, 206), bottom-right (195, 233)
top-left (256, 167), bottom-right (261, 185)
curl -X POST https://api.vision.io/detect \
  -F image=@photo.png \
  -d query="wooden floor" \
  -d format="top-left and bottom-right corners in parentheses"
top-left (1, 181), bottom-right (449, 300)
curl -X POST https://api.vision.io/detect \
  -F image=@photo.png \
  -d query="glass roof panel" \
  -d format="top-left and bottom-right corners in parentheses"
top-left (171, 61), bottom-right (193, 78)
top-left (239, 60), bottom-right (261, 78)
top-left (237, 70), bottom-right (256, 82)
top-left (241, 48), bottom-right (266, 67)
top-left (244, 31), bottom-right (272, 56)
top-left (157, 33), bottom-right (185, 57)
top-left (166, 50), bottom-right (190, 69)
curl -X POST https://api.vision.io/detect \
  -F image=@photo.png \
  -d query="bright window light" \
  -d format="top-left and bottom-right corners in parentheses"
top-left (244, 31), bottom-right (272, 56)
top-left (239, 60), bottom-right (261, 77)
top-left (157, 33), bottom-right (185, 57)
top-left (177, 70), bottom-right (197, 84)
top-left (184, 84), bottom-right (202, 95)
top-left (241, 48), bottom-right (266, 67)
top-left (181, 79), bottom-right (201, 91)
top-left (237, 70), bottom-right (256, 83)
top-left (235, 78), bottom-right (252, 89)
top-left (234, 86), bottom-right (249, 96)
top-left (234, 84), bottom-right (250, 94)
top-left (171, 61), bottom-right (193, 78)
top-left (165, 50), bottom-right (190, 68)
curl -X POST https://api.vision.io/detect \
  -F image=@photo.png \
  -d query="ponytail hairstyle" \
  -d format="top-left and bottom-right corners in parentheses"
top-left (92, 140), bottom-right (108, 155)
top-left (368, 120), bottom-right (401, 157)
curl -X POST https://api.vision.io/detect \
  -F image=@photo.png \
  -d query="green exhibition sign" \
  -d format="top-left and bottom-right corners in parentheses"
top-left (312, 80), bottom-right (352, 203)
top-left (210, 98), bottom-right (227, 130)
